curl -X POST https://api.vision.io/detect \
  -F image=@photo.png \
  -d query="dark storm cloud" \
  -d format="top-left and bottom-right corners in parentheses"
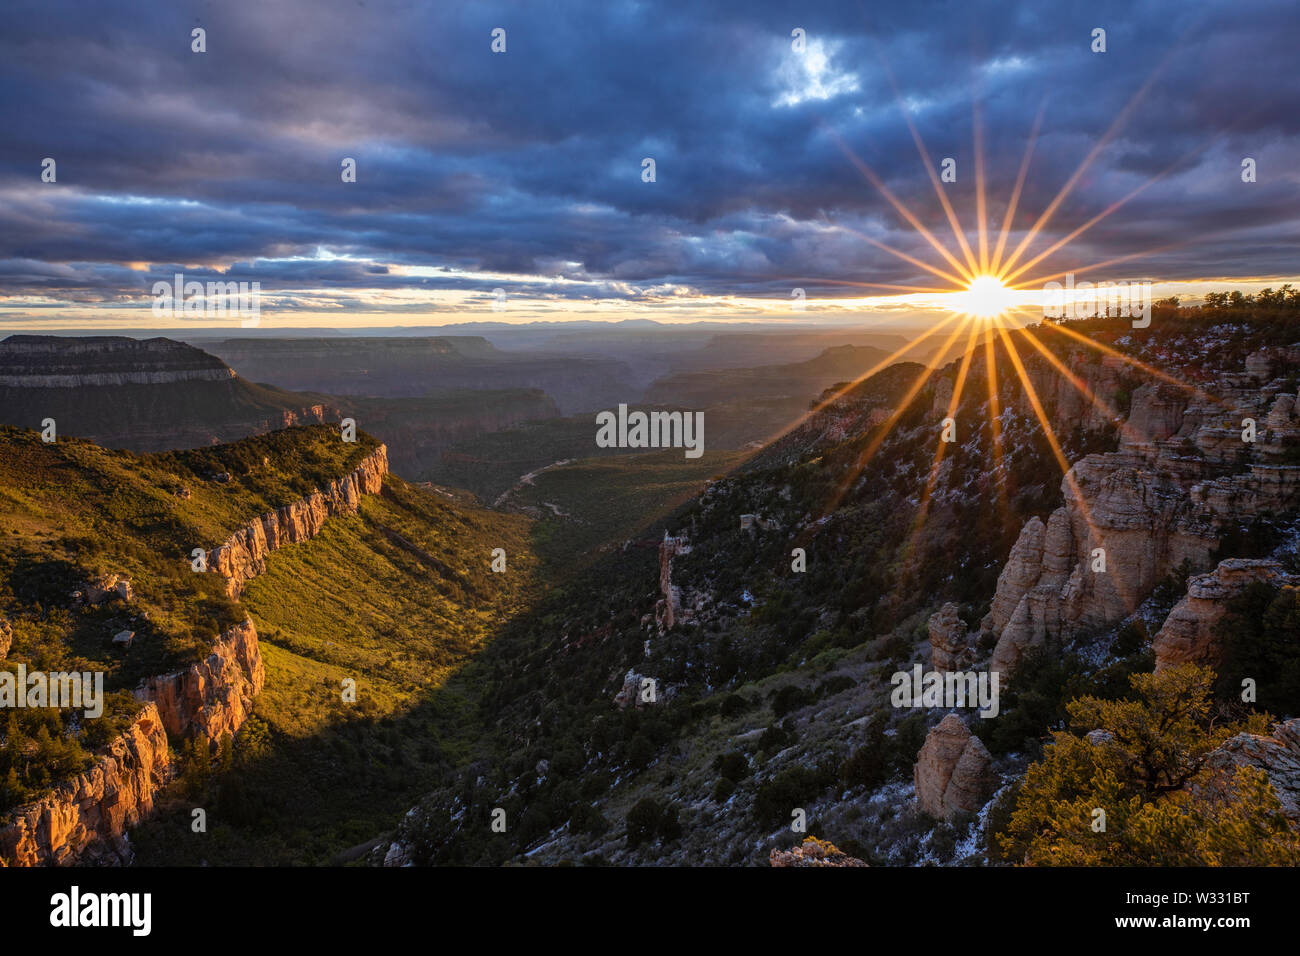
top-left (0, 0), bottom-right (1296, 311)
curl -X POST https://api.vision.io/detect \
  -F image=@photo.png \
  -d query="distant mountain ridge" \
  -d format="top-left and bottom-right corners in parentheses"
top-left (0, 334), bottom-right (336, 451)
top-left (204, 335), bottom-right (633, 414)
top-left (0, 335), bottom-right (233, 387)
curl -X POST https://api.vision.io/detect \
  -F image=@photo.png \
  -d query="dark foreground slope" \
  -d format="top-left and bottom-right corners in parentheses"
top-left (375, 312), bottom-right (1300, 866)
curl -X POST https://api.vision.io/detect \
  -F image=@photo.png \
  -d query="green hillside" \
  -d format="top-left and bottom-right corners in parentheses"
top-left (0, 424), bottom-right (541, 849)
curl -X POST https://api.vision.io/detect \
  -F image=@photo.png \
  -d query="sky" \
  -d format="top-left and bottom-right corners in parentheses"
top-left (1, 0), bottom-right (1298, 331)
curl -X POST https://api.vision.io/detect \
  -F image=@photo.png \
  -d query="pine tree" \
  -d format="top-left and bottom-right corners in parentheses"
top-left (1000, 664), bottom-right (1300, 865)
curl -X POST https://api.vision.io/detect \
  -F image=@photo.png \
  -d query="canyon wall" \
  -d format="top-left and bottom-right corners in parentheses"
top-left (0, 618), bottom-right (266, 867)
top-left (1, 451), bottom-right (386, 865)
top-left (0, 704), bottom-right (172, 867)
top-left (206, 444), bottom-right (389, 597)
top-left (134, 618), bottom-right (266, 741)
top-left (0, 335), bottom-right (234, 387)
top-left (0, 334), bottom-right (337, 451)
top-left (983, 347), bottom-right (1300, 678)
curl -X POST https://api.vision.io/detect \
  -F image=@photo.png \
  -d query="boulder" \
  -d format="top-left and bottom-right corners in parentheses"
top-left (769, 836), bottom-right (867, 867)
top-left (927, 603), bottom-right (970, 671)
top-left (1203, 718), bottom-right (1300, 824)
top-left (913, 714), bottom-right (994, 820)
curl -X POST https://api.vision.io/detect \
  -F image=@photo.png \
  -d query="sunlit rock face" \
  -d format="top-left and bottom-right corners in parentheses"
top-left (206, 445), bottom-right (390, 597)
top-left (136, 619), bottom-right (266, 742)
top-left (0, 704), bottom-right (172, 867)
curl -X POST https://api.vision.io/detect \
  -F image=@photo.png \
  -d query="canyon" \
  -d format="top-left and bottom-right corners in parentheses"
top-left (0, 443), bottom-right (390, 866)
top-left (0, 334), bottom-right (335, 450)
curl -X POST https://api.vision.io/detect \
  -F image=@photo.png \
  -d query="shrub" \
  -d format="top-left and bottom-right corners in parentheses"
top-left (719, 693), bottom-right (751, 718)
top-left (626, 797), bottom-right (680, 849)
top-left (753, 764), bottom-right (836, 827)
top-left (714, 750), bottom-right (750, 782)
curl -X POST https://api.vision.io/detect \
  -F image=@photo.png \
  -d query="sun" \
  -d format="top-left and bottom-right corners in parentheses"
top-left (951, 274), bottom-right (1016, 319)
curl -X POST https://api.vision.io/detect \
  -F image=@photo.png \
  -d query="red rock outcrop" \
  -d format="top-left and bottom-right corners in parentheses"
top-left (207, 444), bottom-right (389, 597)
top-left (1152, 560), bottom-right (1292, 670)
top-left (913, 714), bottom-right (994, 819)
top-left (655, 531), bottom-right (690, 631)
top-left (135, 618), bottom-right (265, 741)
top-left (0, 704), bottom-right (172, 866)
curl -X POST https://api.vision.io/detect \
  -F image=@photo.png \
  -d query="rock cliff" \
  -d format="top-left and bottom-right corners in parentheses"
top-left (0, 704), bottom-right (172, 866)
top-left (206, 444), bottom-right (389, 597)
top-left (654, 531), bottom-right (690, 631)
top-left (0, 335), bottom-right (233, 387)
top-left (0, 335), bottom-right (337, 451)
top-left (1, 450), bottom-right (384, 865)
top-left (1152, 560), bottom-right (1294, 670)
top-left (984, 347), bottom-right (1300, 678)
top-left (134, 619), bottom-right (265, 741)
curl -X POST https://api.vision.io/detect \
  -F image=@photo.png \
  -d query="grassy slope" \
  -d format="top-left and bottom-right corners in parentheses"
top-left (0, 424), bottom-right (383, 813)
top-left (130, 473), bottom-right (541, 864)
top-left (0, 424), bottom-right (377, 685)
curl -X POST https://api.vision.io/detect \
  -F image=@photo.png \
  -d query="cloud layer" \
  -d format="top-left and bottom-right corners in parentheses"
top-left (2, 0), bottom-right (1297, 321)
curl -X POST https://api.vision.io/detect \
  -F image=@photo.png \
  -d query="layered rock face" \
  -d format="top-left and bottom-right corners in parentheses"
top-left (913, 714), bottom-right (994, 819)
top-left (1, 455), bottom-right (381, 865)
top-left (0, 334), bottom-right (336, 451)
top-left (0, 617), bottom-right (10, 659)
top-left (207, 444), bottom-right (389, 597)
top-left (135, 619), bottom-right (265, 741)
top-left (0, 335), bottom-right (233, 387)
top-left (1152, 560), bottom-right (1294, 670)
top-left (0, 704), bottom-right (172, 866)
top-left (984, 347), bottom-right (1300, 678)
top-left (0, 617), bottom-right (265, 867)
